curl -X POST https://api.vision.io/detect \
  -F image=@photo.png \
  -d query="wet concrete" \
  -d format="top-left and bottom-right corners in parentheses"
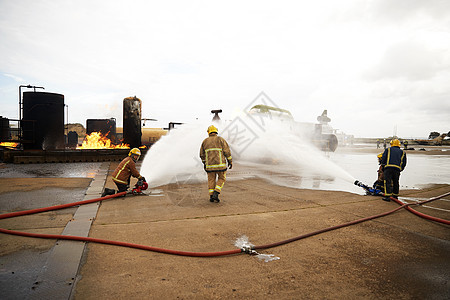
top-left (0, 164), bottom-right (99, 300)
top-left (0, 187), bottom-right (90, 212)
top-left (0, 249), bottom-right (52, 300)
top-left (0, 162), bottom-right (101, 178)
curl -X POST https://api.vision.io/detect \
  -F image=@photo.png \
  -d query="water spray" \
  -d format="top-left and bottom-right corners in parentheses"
top-left (354, 180), bottom-right (383, 196)
top-left (235, 235), bottom-right (280, 262)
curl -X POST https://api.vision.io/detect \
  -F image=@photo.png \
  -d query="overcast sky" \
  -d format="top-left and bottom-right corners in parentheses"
top-left (1, 0), bottom-right (449, 138)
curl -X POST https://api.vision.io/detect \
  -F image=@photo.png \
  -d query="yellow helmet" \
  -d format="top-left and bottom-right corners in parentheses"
top-left (207, 125), bottom-right (218, 134)
top-left (129, 148), bottom-right (141, 157)
top-left (390, 139), bottom-right (401, 147)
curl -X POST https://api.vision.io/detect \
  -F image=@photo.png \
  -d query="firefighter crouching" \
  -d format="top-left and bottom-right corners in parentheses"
top-left (200, 125), bottom-right (232, 203)
top-left (381, 139), bottom-right (407, 201)
top-left (373, 153), bottom-right (384, 193)
top-left (102, 148), bottom-right (146, 197)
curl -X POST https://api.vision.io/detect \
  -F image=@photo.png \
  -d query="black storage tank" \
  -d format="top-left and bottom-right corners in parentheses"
top-left (123, 97), bottom-right (142, 148)
top-left (0, 116), bottom-right (10, 141)
top-left (22, 92), bottom-right (65, 150)
top-left (67, 131), bottom-right (79, 148)
top-left (86, 118), bottom-right (117, 143)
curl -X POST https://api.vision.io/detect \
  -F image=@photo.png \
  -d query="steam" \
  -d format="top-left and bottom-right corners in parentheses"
top-left (140, 114), bottom-right (356, 190)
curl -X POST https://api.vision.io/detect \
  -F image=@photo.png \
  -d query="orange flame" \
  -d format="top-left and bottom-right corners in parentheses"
top-left (0, 142), bottom-right (19, 149)
top-left (77, 132), bottom-right (130, 149)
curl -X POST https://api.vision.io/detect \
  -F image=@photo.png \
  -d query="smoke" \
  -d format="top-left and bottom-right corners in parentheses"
top-left (140, 114), bottom-right (356, 190)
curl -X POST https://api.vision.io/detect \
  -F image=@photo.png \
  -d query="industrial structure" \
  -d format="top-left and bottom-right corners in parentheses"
top-left (0, 86), bottom-right (171, 163)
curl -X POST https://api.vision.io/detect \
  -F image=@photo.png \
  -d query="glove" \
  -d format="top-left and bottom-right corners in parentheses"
top-left (141, 176), bottom-right (146, 182)
top-left (228, 162), bottom-right (232, 169)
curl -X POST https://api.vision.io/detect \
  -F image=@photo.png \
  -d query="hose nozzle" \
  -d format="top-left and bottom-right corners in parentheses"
top-left (354, 180), bottom-right (370, 191)
top-left (354, 180), bottom-right (364, 187)
top-left (354, 179), bottom-right (383, 196)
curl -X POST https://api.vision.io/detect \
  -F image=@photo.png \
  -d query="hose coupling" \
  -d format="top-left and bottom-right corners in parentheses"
top-left (242, 245), bottom-right (257, 255)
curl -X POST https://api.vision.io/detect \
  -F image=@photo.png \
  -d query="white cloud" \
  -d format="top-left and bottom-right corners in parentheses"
top-left (364, 40), bottom-right (449, 81)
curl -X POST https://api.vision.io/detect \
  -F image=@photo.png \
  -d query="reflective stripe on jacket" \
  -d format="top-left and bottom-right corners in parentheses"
top-left (381, 146), bottom-right (407, 171)
top-left (112, 156), bottom-right (142, 184)
top-left (200, 134), bottom-right (232, 172)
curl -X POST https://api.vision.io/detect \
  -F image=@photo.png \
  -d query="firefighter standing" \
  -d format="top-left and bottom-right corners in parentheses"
top-left (403, 140), bottom-right (409, 150)
top-left (381, 139), bottom-right (407, 201)
top-left (199, 125), bottom-right (232, 203)
top-left (102, 148), bottom-right (145, 196)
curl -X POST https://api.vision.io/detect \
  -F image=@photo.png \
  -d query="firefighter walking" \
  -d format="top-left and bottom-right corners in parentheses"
top-left (381, 139), bottom-right (407, 201)
top-left (200, 125), bottom-right (232, 203)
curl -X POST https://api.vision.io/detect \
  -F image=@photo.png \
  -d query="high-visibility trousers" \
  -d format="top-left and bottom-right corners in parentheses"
top-left (207, 171), bottom-right (226, 195)
top-left (384, 168), bottom-right (400, 197)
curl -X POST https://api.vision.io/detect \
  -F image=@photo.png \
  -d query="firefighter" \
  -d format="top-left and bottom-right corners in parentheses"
top-left (199, 125), bottom-right (232, 203)
top-left (381, 139), bottom-right (407, 201)
top-left (373, 153), bottom-right (384, 193)
top-left (102, 148), bottom-right (145, 196)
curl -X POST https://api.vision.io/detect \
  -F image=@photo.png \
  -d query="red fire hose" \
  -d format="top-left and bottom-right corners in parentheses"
top-left (0, 192), bottom-right (127, 220)
top-left (0, 227), bottom-right (241, 257)
top-left (0, 192), bottom-right (448, 257)
top-left (391, 193), bottom-right (450, 225)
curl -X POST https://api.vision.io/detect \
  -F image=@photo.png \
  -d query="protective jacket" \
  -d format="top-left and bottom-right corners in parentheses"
top-left (381, 146), bottom-right (407, 171)
top-left (200, 133), bottom-right (232, 172)
top-left (112, 156), bottom-right (142, 185)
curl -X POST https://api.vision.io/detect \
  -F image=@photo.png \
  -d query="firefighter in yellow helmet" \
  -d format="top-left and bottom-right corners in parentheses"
top-left (381, 139), bottom-right (407, 201)
top-left (102, 148), bottom-right (146, 196)
top-left (199, 125), bottom-right (232, 202)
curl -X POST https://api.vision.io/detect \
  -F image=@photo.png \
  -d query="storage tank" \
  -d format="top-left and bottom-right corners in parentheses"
top-left (86, 118), bottom-right (117, 143)
top-left (22, 92), bottom-right (65, 150)
top-left (123, 97), bottom-right (141, 148)
top-left (67, 131), bottom-right (79, 148)
top-left (0, 116), bottom-right (10, 141)
top-left (141, 128), bottom-right (167, 146)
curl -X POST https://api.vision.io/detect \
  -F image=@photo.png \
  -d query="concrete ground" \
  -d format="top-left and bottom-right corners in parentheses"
top-left (75, 175), bottom-right (450, 300)
top-left (0, 159), bottom-right (449, 299)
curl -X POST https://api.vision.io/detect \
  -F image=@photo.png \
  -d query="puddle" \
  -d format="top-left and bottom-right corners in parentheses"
top-left (0, 163), bottom-right (101, 178)
top-left (0, 187), bottom-right (89, 211)
top-left (147, 189), bottom-right (164, 197)
top-left (232, 153), bottom-right (450, 195)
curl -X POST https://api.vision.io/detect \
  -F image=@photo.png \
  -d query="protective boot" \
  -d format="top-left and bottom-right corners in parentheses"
top-left (101, 188), bottom-right (115, 197)
top-left (210, 194), bottom-right (214, 202)
top-left (212, 191), bottom-right (220, 203)
top-left (382, 196), bottom-right (390, 202)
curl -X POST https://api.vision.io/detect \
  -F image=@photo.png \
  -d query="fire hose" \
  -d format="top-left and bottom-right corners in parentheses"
top-left (391, 193), bottom-right (450, 225)
top-left (0, 187), bottom-right (448, 257)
